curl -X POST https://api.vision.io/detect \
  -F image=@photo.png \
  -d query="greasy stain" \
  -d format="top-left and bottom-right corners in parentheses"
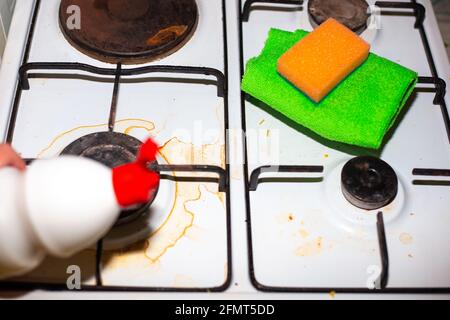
top-left (296, 237), bottom-right (327, 257)
top-left (111, 136), bottom-right (225, 268)
top-left (299, 229), bottom-right (310, 238)
top-left (37, 118), bottom-right (156, 158)
top-left (161, 137), bottom-right (226, 206)
top-left (399, 233), bottom-right (413, 245)
top-left (37, 119), bottom-right (226, 269)
top-left (145, 184), bottom-right (200, 263)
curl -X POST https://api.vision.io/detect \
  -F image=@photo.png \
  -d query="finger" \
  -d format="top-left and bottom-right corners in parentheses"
top-left (0, 145), bottom-right (26, 171)
top-left (8, 152), bottom-right (27, 171)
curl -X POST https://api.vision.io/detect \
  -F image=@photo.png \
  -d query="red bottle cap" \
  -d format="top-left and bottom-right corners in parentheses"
top-left (112, 138), bottom-right (160, 208)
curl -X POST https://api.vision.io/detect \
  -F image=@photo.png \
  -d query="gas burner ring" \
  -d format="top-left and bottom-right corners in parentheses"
top-left (341, 156), bottom-right (398, 210)
top-left (308, 0), bottom-right (370, 34)
top-left (321, 158), bottom-right (407, 232)
top-left (60, 132), bottom-right (160, 226)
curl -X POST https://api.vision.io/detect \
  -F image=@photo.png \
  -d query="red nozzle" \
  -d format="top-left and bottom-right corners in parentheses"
top-left (112, 138), bottom-right (160, 208)
top-left (137, 138), bottom-right (159, 164)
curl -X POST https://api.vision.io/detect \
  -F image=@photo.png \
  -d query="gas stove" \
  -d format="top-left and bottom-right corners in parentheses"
top-left (0, 0), bottom-right (449, 299)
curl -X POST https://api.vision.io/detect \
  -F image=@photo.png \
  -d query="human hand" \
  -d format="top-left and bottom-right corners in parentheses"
top-left (0, 144), bottom-right (26, 171)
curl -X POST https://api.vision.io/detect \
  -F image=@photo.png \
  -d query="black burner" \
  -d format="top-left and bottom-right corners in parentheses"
top-left (61, 132), bottom-right (159, 225)
top-left (308, 0), bottom-right (370, 33)
top-left (341, 156), bottom-right (398, 210)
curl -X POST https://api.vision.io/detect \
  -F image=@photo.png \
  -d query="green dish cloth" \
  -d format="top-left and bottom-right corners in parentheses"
top-left (241, 29), bottom-right (418, 149)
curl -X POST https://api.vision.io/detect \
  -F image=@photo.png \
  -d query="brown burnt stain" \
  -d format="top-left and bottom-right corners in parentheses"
top-left (113, 240), bottom-right (150, 255)
top-left (147, 25), bottom-right (188, 46)
top-left (277, 212), bottom-right (296, 224)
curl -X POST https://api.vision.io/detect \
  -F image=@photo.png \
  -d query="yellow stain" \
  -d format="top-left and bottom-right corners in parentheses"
top-left (37, 119), bottom-right (225, 266)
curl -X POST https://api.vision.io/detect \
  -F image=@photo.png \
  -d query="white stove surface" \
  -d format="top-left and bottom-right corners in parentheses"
top-left (0, 0), bottom-right (449, 299)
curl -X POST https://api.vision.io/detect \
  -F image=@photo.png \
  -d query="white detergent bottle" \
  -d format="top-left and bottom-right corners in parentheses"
top-left (0, 138), bottom-right (160, 279)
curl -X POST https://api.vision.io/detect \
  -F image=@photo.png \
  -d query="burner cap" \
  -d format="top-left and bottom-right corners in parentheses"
top-left (308, 0), bottom-right (370, 33)
top-left (341, 156), bottom-right (398, 210)
top-left (61, 132), bottom-right (159, 225)
top-left (59, 0), bottom-right (198, 64)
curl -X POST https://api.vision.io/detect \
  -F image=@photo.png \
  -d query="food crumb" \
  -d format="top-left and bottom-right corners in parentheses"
top-left (329, 291), bottom-right (336, 298)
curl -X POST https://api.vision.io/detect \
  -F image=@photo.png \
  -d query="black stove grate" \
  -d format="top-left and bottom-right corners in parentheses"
top-left (239, 0), bottom-right (450, 293)
top-left (1, 0), bottom-right (232, 293)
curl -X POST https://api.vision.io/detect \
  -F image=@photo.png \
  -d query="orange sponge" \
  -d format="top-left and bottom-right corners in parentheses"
top-left (277, 18), bottom-right (370, 102)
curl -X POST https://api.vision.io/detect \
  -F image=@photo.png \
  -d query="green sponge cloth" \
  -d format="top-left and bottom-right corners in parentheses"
top-left (241, 29), bottom-right (418, 149)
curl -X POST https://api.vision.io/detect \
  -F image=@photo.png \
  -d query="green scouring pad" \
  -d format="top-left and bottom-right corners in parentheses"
top-left (241, 29), bottom-right (418, 149)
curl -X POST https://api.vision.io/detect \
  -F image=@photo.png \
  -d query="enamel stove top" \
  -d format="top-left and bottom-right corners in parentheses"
top-left (0, 0), bottom-right (449, 299)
